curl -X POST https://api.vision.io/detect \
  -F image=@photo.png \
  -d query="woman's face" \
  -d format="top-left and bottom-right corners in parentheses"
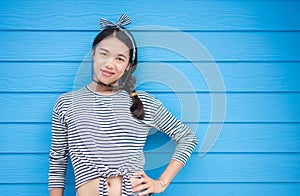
top-left (92, 36), bottom-right (130, 86)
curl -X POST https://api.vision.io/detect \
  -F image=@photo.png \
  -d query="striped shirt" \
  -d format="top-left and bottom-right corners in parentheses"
top-left (48, 86), bottom-right (198, 195)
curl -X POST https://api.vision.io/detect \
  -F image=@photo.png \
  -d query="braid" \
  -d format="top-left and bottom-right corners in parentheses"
top-left (130, 90), bottom-right (145, 120)
top-left (122, 74), bottom-right (145, 120)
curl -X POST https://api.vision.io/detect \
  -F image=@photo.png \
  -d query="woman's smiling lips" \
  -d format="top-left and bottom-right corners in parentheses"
top-left (101, 69), bottom-right (114, 77)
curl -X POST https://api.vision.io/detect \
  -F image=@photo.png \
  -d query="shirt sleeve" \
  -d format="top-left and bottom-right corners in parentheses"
top-left (48, 99), bottom-right (69, 190)
top-left (152, 103), bottom-right (198, 165)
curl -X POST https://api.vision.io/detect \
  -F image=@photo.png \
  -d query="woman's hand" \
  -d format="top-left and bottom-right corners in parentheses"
top-left (131, 171), bottom-right (164, 195)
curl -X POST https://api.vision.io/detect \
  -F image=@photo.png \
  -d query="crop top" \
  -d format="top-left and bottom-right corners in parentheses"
top-left (48, 86), bottom-right (198, 195)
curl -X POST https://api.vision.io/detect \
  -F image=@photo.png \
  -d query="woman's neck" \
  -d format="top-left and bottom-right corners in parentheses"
top-left (88, 81), bottom-right (120, 95)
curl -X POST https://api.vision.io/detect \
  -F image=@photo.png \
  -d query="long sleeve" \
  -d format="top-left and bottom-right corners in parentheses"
top-left (48, 99), bottom-right (69, 189)
top-left (153, 103), bottom-right (198, 165)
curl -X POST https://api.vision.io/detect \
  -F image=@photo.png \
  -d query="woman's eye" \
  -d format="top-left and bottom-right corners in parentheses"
top-left (117, 57), bottom-right (125, 62)
top-left (99, 52), bottom-right (108, 56)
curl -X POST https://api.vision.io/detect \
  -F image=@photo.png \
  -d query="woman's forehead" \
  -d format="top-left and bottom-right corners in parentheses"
top-left (96, 36), bottom-right (130, 55)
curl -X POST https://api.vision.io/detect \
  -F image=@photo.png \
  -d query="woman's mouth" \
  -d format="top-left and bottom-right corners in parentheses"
top-left (101, 69), bottom-right (114, 77)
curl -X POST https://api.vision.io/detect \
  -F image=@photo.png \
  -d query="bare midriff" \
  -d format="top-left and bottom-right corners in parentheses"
top-left (76, 176), bottom-right (139, 196)
top-left (76, 176), bottom-right (122, 196)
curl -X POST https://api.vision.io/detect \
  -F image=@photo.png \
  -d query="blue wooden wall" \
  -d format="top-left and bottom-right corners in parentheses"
top-left (1, 0), bottom-right (300, 195)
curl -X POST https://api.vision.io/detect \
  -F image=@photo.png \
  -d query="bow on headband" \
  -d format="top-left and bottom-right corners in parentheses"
top-left (100, 13), bottom-right (131, 30)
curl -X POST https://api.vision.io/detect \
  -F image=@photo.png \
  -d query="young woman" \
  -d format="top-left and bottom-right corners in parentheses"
top-left (48, 14), bottom-right (198, 196)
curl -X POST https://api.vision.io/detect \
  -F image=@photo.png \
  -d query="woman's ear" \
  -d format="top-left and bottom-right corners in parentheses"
top-left (125, 63), bottom-right (131, 71)
top-left (91, 50), bottom-right (95, 61)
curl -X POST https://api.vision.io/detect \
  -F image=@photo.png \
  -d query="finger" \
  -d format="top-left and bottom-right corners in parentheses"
top-left (132, 177), bottom-right (146, 188)
top-left (133, 171), bottom-right (145, 177)
top-left (135, 179), bottom-right (152, 192)
top-left (134, 183), bottom-right (150, 194)
top-left (138, 187), bottom-right (152, 196)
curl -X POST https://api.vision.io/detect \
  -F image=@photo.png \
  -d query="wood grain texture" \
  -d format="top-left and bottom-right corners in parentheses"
top-left (1, 183), bottom-right (300, 196)
top-left (1, 123), bottom-right (300, 153)
top-left (1, 31), bottom-right (300, 61)
top-left (1, 0), bottom-right (299, 195)
top-left (0, 92), bottom-right (299, 123)
top-left (1, 153), bottom-right (300, 183)
top-left (1, 62), bottom-right (300, 93)
top-left (0, 0), bottom-right (299, 30)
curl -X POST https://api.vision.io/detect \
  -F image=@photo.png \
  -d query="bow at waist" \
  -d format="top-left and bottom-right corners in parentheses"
top-left (98, 168), bottom-right (134, 196)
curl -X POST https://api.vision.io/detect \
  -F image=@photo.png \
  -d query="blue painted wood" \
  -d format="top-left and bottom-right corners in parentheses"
top-left (1, 0), bottom-right (300, 195)
top-left (1, 153), bottom-right (300, 183)
top-left (1, 183), bottom-right (300, 196)
top-left (1, 62), bottom-right (300, 93)
top-left (0, 184), bottom-right (76, 196)
top-left (1, 31), bottom-right (300, 61)
top-left (1, 123), bottom-right (300, 153)
top-left (0, 0), bottom-right (299, 30)
top-left (147, 153), bottom-right (300, 182)
top-left (0, 92), bottom-right (299, 123)
top-left (164, 183), bottom-right (300, 196)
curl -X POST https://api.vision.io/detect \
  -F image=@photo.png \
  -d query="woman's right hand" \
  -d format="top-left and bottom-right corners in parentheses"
top-left (130, 172), bottom-right (164, 195)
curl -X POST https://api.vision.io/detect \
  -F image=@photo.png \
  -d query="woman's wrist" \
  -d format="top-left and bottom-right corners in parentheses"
top-left (158, 180), bottom-right (165, 192)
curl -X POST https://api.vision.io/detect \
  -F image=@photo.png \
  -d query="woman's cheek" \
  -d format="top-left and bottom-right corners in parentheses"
top-left (93, 59), bottom-right (105, 70)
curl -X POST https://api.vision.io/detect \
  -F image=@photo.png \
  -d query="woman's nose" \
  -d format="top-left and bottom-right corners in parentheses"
top-left (104, 57), bottom-right (115, 68)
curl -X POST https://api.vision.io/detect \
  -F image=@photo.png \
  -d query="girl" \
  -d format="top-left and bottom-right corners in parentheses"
top-left (49, 14), bottom-right (198, 196)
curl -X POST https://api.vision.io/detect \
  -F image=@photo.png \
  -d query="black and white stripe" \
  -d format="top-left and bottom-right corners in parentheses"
top-left (49, 86), bottom-right (197, 195)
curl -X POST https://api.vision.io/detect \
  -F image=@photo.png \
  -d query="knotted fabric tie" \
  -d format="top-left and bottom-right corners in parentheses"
top-left (98, 168), bottom-right (133, 196)
top-left (100, 13), bottom-right (131, 30)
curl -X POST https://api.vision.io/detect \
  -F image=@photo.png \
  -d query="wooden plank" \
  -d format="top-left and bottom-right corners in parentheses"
top-left (0, 184), bottom-right (76, 196)
top-left (0, 62), bottom-right (78, 92)
top-left (164, 183), bottom-right (300, 196)
top-left (0, 92), bottom-right (299, 123)
top-left (1, 153), bottom-right (299, 183)
top-left (0, 93), bottom-right (59, 123)
top-left (147, 153), bottom-right (300, 182)
top-left (1, 31), bottom-right (300, 61)
top-left (1, 62), bottom-right (300, 93)
top-left (0, 0), bottom-right (299, 30)
top-left (145, 123), bottom-right (300, 153)
top-left (1, 182), bottom-right (300, 196)
top-left (0, 123), bottom-right (52, 153)
top-left (1, 123), bottom-right (300, 153)
top-left (136, 62), bottom-right (300, 93)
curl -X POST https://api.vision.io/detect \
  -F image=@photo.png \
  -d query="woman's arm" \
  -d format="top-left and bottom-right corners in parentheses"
top-left (158, 159), bottom-right (183, 190)
top-left (132, 94), bottom-right (198, 195)
top-left (48, 97), bottom-right (69, 195)
top-left (50, 188), bottom-right (64, 196)
top-left (131, 103), bottom-right (197, 195)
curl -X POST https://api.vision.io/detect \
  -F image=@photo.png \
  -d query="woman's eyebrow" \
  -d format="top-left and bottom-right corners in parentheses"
top-left (118, 53), bottom-right (128, 59)
top-left (98, 47), bottom-right (109, 53)
top-left (99, 47), bottom-right (128, 59)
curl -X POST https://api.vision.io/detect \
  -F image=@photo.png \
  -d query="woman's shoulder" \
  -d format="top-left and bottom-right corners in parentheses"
top-left (136, 90), bottom-right (162, 106)
top-left (54, 87), bottom-right (87, 108)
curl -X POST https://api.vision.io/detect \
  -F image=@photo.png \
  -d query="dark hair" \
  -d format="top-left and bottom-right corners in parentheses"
top-left (92, 27), bottom-right (145, 120)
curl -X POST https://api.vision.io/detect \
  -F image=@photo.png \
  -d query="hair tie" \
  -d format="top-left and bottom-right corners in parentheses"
top-left (130, 91), bottom-right (137, 98)
top-left (100, 13), bottom-right (131, 30)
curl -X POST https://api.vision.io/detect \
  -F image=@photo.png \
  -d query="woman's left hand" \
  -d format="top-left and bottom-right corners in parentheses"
top-left (131, 171), bottom-right (164, 195)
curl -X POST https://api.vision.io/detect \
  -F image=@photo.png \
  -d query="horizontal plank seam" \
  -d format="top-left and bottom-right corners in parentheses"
top-left (1, 182), bottom-right (300, 185)
top-left (1, 121), bottom-right (299, 124)
top-left (1, 91), bottom-right (300, 94)
top-left (1, 30), bottom-right (300, 33)
top-left (1, 152), bottom-right (300, 155)
top-left (1, 60), bottom-right (300, 63)
top-left (1, 122), bottom-right (300, 125)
